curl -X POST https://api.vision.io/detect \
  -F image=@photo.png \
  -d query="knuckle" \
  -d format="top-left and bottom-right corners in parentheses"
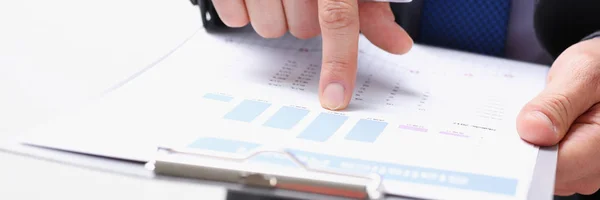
top-left (323, 60), bottom-right (353, 78)
top-left (560, 42), bottom-right (600, 91)
top-left (580, 55), bottom-right (600, 85)
top-left (541, 94), bottom-right (573, 125)
top-left (569, 52), bottom-right (600, 76)
top-left (319, 0), bottom-right (357, 30)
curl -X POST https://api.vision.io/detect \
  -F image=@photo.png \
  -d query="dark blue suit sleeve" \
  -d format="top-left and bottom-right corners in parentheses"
top-left (534, 0), bottom-right (600, 59)
top-left (582, 31), bottom-right (600, 41)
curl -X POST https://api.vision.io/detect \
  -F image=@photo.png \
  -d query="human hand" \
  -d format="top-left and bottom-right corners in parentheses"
top-left (211, 0), bottom-right (413, 110)
top-left (516, 38), bottom-right (600, 196)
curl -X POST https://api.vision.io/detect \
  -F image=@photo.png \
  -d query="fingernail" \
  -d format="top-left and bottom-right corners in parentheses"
top-left (530, 111), bottom-right (558, 137)
top-left (323, 83), bottom-right (345, 110)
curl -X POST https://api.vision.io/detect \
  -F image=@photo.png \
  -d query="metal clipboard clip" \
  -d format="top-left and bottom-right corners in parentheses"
top-left (147, 146), bottom-right (387, 200)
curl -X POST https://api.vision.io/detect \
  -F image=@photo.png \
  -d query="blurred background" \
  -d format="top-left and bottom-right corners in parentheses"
top-left (0, 1), bottom-right (228, 199)
top-left (0, 0), bottom-right (200, 140)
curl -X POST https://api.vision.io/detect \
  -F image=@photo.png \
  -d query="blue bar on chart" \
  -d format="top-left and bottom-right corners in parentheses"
top-left (297, 113), bottom-right (348, 142)
top-left (223, 100), bottom-right (271, 122)
top-left (345, 119), bottom-right (388, 143)
top-left (203, 93), bottom-right (233, 102)
top-left (263, 106), bottom-right (310, 130)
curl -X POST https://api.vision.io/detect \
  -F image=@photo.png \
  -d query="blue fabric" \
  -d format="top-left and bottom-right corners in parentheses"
top-left (417, 0), bottom-right (512, 57)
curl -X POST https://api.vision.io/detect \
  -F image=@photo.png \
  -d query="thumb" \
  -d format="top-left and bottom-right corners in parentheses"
top-left (517, 40), bottom-right (600, 146)
top-left (516, 87), bottom-right (591, 146)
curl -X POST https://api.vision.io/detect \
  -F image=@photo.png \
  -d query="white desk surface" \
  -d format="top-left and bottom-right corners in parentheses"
top-left (0, 0), bottom-right (227, 199)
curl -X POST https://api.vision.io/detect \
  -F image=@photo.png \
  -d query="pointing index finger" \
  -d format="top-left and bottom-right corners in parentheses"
top-left (317, 0), bottom-right (360, 111)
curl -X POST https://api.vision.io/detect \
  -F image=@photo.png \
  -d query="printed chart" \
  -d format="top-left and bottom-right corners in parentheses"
top-left (148, 29), bottom-right (550, 200)
top-left (168, 88), bottom-right (534, 200)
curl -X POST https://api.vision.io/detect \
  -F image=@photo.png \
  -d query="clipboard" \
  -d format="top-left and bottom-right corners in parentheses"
top-left (0, 135), bottom-right (557, 200)
top-left (0, 1), bottom-right (558, 199)
top-left (148, 142), bottom-right (558, 200)
top-left (171, 2), bottom-right (558, 198)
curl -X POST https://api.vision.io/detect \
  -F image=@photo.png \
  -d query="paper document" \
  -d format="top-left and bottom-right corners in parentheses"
top-left (21, 27), bottom-right (550, 200)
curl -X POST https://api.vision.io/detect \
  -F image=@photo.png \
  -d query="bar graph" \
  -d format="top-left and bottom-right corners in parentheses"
top-left (263, 106), bottom-right (310, 130)
top-left (345, 119), bottom-right (388, 143)
top-left (224, 100), bottom-right (271, 122)
top-left (297, 113), bottom-right (348, 142)
top-left (208, 93), bottom-right (427, 144)
top-left (203, 93), bottom-right (233, 102)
